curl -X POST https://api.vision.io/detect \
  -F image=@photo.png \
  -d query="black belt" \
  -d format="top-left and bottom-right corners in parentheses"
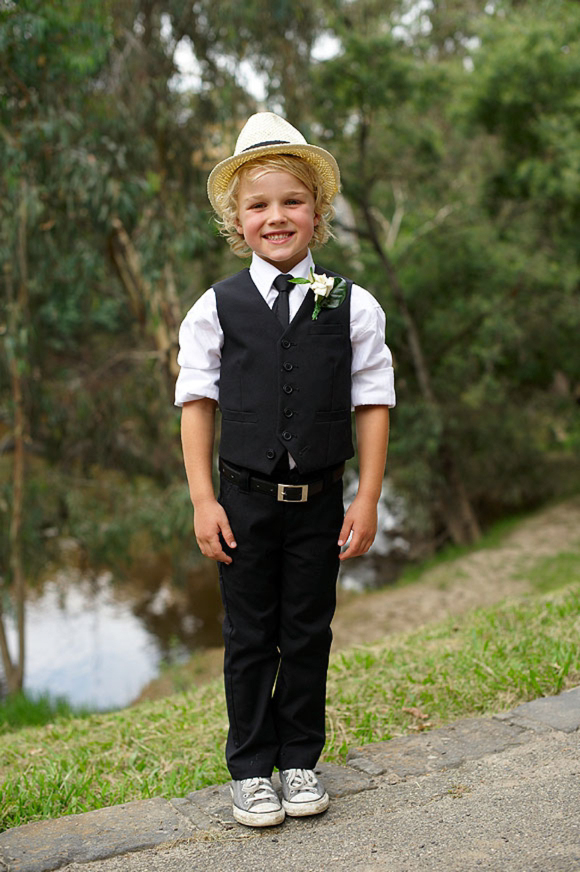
top-left (219, 459), bottom-right (345, 503)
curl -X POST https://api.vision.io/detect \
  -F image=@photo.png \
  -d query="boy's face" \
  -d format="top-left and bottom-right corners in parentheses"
top-left (235, 169), bottom-right (319, 272)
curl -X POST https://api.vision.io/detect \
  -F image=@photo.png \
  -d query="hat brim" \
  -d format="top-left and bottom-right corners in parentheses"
top-left (207, 143), bottom-right (341, 213)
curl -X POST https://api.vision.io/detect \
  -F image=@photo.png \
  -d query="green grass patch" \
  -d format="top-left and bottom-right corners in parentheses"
top-left (1, 583), bottom-right (579, 832)
top-left (514, 548), bottom-right (580, 593)
top-left (0, 683), bottom-right (229, 832)
top-left (324, 585), bottom-right (580, 757)
top-left (0, 692), bottom-right (92, 734)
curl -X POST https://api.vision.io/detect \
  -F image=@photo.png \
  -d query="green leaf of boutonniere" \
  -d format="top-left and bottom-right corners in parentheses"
top-left (321, 278), bottom-right (347, 311)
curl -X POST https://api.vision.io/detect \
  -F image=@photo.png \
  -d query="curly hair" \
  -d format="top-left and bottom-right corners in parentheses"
top-left (212, 154), bottom-right (335, 257)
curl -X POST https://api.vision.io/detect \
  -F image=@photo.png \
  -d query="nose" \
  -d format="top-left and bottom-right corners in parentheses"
top-left (267, 202), bottom-right (287, 223)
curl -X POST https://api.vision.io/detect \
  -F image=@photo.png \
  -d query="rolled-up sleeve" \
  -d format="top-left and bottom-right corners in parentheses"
top-left (174, 289), bottom-right (223, 407)
top-left (350, 284), bottom-right (396, 408)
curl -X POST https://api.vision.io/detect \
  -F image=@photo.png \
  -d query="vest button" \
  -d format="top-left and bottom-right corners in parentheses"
top-left (283, 362), bottom-right (293, 372)
top-left (282, 431), bottom-right (293, 441)
top-left (282, 384), bottom-right (293, 394)
top-left (281, 339), bottom-right (291, 349)
top-left (266, 448), bottom-right (276, 459)
top-left (283, 408), bottom-right (293, 418)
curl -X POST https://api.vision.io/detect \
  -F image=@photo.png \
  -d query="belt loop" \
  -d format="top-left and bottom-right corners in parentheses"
top-left (238, 467), bottom-right (250, 493)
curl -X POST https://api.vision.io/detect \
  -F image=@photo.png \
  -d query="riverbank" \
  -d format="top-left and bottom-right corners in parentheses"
top-left (1, 496), bottom-right (579, 830)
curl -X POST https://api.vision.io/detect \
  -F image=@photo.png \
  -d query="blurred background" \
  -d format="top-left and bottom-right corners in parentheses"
top-left (1, 0), bottom-right (579, 712)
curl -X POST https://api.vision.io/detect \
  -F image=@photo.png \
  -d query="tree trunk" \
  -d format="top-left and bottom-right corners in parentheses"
top-left (109, 217), bottom-right (180, 382)
top-left (0, 222), bottom-right (28, 693)
top-left (359, 198), bottom-right (481, 545)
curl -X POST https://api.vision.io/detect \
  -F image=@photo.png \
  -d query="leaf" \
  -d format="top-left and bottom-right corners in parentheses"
top-left (322, 277), bottom-right (347, 310)
top-left (402, 706), bottom-right (430, 720)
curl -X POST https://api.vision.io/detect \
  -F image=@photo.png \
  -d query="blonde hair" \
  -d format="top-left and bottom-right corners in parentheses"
top-left (213, 154), bottom-right (335, 257)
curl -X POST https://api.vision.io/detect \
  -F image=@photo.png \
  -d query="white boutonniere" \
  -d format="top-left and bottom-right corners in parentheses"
top-left (289, 269), bottom-right (347, 320)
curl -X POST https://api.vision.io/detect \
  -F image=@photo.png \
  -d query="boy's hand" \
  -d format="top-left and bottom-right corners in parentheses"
top-left (194, 498), bottom-right (237, 564)
top-left (338, 495), bottom-right (378, 561)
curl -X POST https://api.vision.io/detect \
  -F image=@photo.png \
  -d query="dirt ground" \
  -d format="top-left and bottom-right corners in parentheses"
top-left (135, 497), bottom-right (580, 702)
top-left (332, 496), bottom-right (580, 650)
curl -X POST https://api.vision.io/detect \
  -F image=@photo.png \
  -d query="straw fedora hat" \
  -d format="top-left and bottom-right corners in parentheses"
top-left (207, 112), bottom-right (341, 213)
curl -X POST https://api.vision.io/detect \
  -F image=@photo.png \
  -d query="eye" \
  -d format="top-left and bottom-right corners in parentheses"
top-left (286, 199), bottom-right (302, 205)
top-left (249, 202), bottom-right (266, 209)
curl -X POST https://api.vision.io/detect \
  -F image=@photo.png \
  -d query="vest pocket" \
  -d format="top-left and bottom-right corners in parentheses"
top-left (314, 409), bottom-right (350, 423)
top-left (221, 409), bottom-right (258, 423)
top-left (308, 324), bottom-right (345, 335)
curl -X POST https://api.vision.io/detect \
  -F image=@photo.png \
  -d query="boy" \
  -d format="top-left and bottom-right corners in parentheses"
top-left (175, 112), bottom-right (395, 828)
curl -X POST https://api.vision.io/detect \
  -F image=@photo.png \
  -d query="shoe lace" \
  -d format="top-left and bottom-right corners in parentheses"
top-left (241, 777), bottom-right (277, 808)
top-left (284, 768), bottom-right (318, 793)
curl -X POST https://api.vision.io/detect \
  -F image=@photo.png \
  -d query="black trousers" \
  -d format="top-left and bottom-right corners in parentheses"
top-left (217, 461), bottom-right (344, 780)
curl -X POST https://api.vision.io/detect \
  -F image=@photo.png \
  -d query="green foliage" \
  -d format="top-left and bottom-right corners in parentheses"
top-left (0, 457), bottom-right (199, 585)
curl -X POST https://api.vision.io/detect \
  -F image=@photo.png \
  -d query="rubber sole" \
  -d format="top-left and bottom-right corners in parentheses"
top-left (232, 805), bottom-right (285, 827)
top-left (230, 791), bottom-right (286, 828)
top-left (282, 792), bottom-right (330, 817)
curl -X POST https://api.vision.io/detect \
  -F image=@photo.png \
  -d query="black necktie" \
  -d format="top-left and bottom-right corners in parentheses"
top-left (272, 274), bottom-right (294, 328)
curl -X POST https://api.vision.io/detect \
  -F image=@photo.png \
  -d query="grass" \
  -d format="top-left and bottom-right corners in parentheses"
top-left (1, 533), bottom-right (579, 833)
top-left (0, 692), bottom-right (92, 733)
top-left (515, 548), bottom-right (580, 593)
top-left (324, 585), bottom-right (580, 757)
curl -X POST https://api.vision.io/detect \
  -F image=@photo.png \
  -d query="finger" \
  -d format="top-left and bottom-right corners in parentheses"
top-left (209, 535), bottom-right (233, 564)
top-left (339, 533), bottom-right (360, 560)
top-left (219, 521), bottom-right (237, 549)
top-left (337, 518), bottom-right (353, 547)
top-left (198, 535), bottom-right (233, 564)
top-left (339, 531), bottom-right (370, 560)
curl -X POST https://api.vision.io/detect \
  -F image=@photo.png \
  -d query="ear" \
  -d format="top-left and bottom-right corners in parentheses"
top-left (313, 213), bottom-right (320, 227)
top-left (235, 217), bottom-right (244, 236)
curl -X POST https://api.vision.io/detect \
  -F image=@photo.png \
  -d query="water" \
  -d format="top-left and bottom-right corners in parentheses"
top-left (4, 562), bottom-right (223, 711)
top-left (8, 572), bottom-right (161, 710)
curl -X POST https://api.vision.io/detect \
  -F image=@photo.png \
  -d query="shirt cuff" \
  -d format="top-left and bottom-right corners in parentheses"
top-left (351, 366), bottom-right (396, 408)
top-left (174, 371), bottom-right (220, 407)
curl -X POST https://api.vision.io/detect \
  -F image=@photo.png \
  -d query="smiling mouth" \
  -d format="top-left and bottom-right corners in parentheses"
top-left (263, 232), bottom-right (295, 242)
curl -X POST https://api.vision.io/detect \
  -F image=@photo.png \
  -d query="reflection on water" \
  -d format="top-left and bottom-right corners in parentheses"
top-left (4, 562), bottom-right (223, 711)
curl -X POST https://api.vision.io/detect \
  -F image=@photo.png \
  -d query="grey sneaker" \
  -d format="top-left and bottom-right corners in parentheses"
top-left (230, 777), bottom-right (285, 827)
top-left (280, 768), bottom-right (330, 817)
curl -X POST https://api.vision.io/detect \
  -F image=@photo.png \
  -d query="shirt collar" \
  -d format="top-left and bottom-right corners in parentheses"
top-left (249, 251), bottom-right (314, 298)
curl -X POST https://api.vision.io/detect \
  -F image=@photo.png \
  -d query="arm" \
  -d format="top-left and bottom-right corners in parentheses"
top-left (181, 398), bottom-right (237, 564)
top-left (338, 404), bottom-right (390, 561)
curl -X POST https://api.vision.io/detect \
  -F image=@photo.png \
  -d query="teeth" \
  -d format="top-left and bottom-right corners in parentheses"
top-left (265, 233), bottom-right (292, 240)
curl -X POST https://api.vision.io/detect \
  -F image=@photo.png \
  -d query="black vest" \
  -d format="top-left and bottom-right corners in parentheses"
top-left (214, 266), bottom-right (354, 475)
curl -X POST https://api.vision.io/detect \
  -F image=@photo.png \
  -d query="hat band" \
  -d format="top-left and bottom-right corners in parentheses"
top-left (241, 139), bottom-right (291, 152)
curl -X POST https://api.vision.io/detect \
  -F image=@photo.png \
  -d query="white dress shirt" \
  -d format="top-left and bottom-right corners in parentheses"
top-left (175, 250), bottom-right (396, 410)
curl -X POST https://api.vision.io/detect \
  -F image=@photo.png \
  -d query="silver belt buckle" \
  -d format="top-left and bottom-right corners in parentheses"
top-left (277, 483), bottom-right (309, 503)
